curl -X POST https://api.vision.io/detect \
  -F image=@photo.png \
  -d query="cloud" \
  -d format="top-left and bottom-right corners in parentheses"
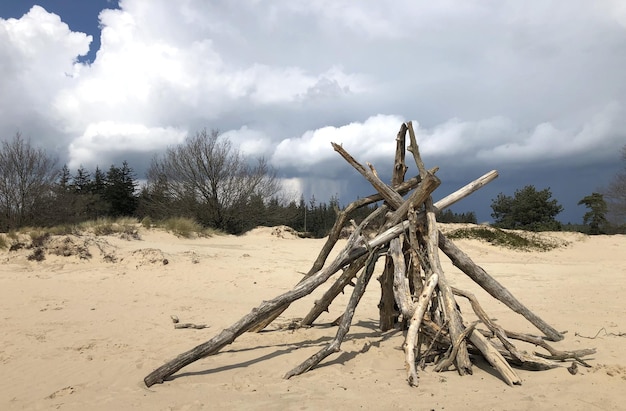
top-left (271, 114), bottom-right (404, 175)
top-left (0, 6), bottom-right (91, 147)
top-left (1, 1), bottom-right (626, 222)
top-left (68, 122), bottom-right (186, 168)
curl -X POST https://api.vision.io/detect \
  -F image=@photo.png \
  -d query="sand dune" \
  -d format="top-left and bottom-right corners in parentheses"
top-left (1, 225), bottom-right (624, 410)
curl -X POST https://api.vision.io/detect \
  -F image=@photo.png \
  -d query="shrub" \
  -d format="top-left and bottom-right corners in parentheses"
top-left (161, 217), bottom-right (204, 238)
top-left (446, 226), bottom-right (562, 251)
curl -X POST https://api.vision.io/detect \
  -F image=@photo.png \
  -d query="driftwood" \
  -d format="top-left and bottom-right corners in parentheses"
top-left (144, 121), bottom-right (593, 389)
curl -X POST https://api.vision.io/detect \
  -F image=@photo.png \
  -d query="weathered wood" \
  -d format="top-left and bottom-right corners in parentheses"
top-left (468, 330), bottom-right (522, 386)
top-left (306, 177), bottom-right (420, 278)
top-left (486, 329), bottom-right (596, 365)
top-left (423, 197), bottom-right (473, 375)
top-left (284, 247), bottom-right (383, 378)
top-left (383, 173), bottom-right (441, 229)
top-left (300, 254), bottom-right (368, 326)
top-left (378, 256), bottom-right (399, 331)
top-left (405, 273), bottom-right (438, 386)
top-left (405, 121), bottom-right (428, 177)
top-left (406, 204), bottom-right (424, 294)
top-left (451, 286), bottom-right (524, 363)
top-left (438, 233), bottom-right (564, 342)
top-left (392, 123), bottom-right (409, 186)
top-left (434, 321), bottom-right (478, 372)
top-left (380, 127), bottom-right (409, 331)
top-left (332, 142), bottom-right (406, 208)
top-left (432, 170), bottom-right (498, 212)
top-left (390, 237), bottom-right (413, 318)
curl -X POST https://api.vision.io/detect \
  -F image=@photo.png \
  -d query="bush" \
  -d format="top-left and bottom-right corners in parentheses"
top-left (80, 217), bottom-right (140, 239)
top-left (0, 234), bottom-right (8, 250)
top-left (446, 226), bottom-right (562, 251)
top-left (491, 185), bottom-right (563, 231)
top-left (161, 217), bottom-right (204, 238)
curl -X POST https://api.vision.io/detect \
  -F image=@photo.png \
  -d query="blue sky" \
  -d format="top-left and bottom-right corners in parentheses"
top-left (1, 1), bottom-right (625, 224)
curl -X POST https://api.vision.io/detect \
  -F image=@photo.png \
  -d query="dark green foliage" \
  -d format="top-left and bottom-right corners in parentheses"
top-left (446, 226), bottom-right (561, 251)
top-left (437, 209), bottom-right (477, 224)
top-left (105, 162), bottom-right (138, 217)
top-left (491, 185), bottom-right (563, 231)
top-left (578, 192), bottom-right (608, 234)
top-left (603, 145), bottom-right (626, 224)
top-left (72, 165), bottom-right (92, 193)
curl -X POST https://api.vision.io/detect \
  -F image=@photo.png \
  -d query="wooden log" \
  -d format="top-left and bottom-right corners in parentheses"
top-left (405, 273), bottom-right (438, 386)
top-left (390, 236), bottom-right (413, 318)
top-left (406, 204), bottom-right (424, 294)
top-left (382, 173), bottom-right (441, 229)
top-left (392, 122), bottom-right (409, 186)
top-left (379, 126), bottom-right (409, 331)
top-left (486, 329), bottom-right (595, 366)
top-left (378, 255), bottom-right (399, 331)
top-left (438, 233), bottom-right (564, 342)
top-left (405, 121), bottom-right (428, 177)
top-left (305, 178), bottom-right (420, 277)
top-left (284, 247), bottom-right (383, 378)
top-left (423, 197), bottom-right (473, 375)
top-left (432, 170), bottom-right (498, 212)
top-left (434, 321), bottom-right (478, 372)
top-left (468, 331), bottom-right (522, 386)
top-left (451, 286), bottom-right (524, 363)
top-left (300, 254), bottom-right (368, 326)
top-left (332, 142), bottom-right (406, 208)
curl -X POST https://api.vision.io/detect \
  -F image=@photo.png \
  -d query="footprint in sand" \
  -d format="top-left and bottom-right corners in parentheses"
top-left (46, 385), bottom-right (77, 399)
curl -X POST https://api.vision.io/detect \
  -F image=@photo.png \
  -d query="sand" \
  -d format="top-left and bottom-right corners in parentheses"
top-left (1, 225), bottom-right (625, 410)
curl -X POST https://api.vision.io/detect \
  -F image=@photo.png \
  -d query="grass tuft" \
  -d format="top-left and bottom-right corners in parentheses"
top-left (160, 217), bottom-right (205, 238)
top-left (80, 217), bottom-right (140, 239)
top-left (0, 234), bottom-right (8, 250)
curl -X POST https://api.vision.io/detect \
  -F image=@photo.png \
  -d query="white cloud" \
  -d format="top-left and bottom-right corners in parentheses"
top-left (0, 6), bottom-right (91, 146)
top-left (68, 122), bottom-right (186, 168)
top-left (221, 126), bottom-right (273, 158)
top-left (272, 114), bottom-right (404, 173)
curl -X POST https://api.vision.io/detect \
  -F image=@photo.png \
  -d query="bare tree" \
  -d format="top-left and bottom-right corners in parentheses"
top-left (144, 129), bottom-right (280, 233)
top-left (0, 133), bottom-right (58, 230)
top-left (604, 145), bottom-right (626, 225)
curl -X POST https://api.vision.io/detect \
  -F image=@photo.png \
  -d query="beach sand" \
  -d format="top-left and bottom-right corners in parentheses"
top-left (1, 225), bottom-right (625, 410)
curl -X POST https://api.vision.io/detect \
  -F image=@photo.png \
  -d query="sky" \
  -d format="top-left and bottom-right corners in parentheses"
top-left (1, 1), bottom-right (625, 224)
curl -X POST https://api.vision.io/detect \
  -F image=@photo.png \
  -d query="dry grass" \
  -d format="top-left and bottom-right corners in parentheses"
top-left (158, 217), bottom-right (220, 238)
top-left (445, 226), bottom-right (565, 251)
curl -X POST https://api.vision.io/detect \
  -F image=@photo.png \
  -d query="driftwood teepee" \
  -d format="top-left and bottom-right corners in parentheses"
top-left (144, 122), bottom-right (593, 388)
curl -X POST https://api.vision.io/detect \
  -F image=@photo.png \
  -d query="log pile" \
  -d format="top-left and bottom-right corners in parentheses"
top-left (144, 122), bottom-right (594, 388)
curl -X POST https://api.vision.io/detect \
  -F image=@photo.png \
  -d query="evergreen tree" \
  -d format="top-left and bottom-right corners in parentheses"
top-left (491, 185), bottom-right (563, 231)
top-left (72, 165), bottom-right (92, 193)
top-left (578, 192), bottom-right (608, 234)
top-left (105, 161), bottom-right (138, 217)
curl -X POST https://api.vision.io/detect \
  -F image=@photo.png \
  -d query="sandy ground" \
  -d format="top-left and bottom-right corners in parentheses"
top-left (1, 224), bottom-right (625, 410)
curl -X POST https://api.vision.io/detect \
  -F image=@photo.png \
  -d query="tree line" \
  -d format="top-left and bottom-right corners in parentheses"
top-left (1, 130), bottom-right (624, 236)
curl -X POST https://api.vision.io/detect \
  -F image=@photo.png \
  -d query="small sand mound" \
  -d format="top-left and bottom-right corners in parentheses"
top-left (121, 248), bottom-right (169, 268)
top-left (47, 236), bottom-right (92, 259)
top-left (246, 225), bottom-right (301, 239)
